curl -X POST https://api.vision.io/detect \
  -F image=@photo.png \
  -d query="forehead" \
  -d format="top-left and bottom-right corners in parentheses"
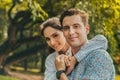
top-left (44, 26), bottom-right (61, 37)
top-left (62, 15), bottom-right (82, 26)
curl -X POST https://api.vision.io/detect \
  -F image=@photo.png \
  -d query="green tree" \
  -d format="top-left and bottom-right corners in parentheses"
top-left (0, 0), bottom-right (48, 74)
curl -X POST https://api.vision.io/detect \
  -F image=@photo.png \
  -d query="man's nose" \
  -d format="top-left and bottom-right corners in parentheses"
top-left (69, 28), bottom-right (75, 35)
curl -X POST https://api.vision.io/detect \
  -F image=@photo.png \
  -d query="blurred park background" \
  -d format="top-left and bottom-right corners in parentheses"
top-left (0, 0), bottom-right (120, 80)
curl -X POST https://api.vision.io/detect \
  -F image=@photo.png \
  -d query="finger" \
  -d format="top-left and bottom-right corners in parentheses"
top-left (68, 56), bottom-right (71, 61)
top-left (64, 56), bottom-right (70, 67)
top-left (64, 57), bottom-right (68, 67)
top-left (66, 66), bottom-right (73, 75)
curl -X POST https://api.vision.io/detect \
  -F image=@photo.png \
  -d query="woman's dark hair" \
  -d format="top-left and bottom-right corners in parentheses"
top-left (40, 17), bottom-right (62, 36)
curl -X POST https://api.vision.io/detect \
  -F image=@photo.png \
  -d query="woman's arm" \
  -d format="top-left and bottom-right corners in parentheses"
top-left (44, 54), bottom-right (58, 80)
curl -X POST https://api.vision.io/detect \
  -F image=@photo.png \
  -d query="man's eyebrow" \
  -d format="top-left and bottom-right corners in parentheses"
top-left (63, 25), bottom-right (69, 27)
top-left (73, 23), bottom-right (80, 25)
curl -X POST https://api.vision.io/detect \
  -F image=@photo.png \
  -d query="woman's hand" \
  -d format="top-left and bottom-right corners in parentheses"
top-left (55, 54), bottom-right (66, 71)
top-left (55, 55), bottom-right (77, 75)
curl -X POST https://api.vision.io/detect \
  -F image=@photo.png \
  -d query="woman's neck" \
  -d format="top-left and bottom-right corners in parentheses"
top-left (58, 43), bottom-right (69, 55)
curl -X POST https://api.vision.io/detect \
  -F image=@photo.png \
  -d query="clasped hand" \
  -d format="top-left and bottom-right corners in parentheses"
top-left (55, 54), bottom-right (77, 75)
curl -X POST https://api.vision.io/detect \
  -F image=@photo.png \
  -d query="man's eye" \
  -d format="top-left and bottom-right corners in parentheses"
top-left (63, 27), bottom-right (69, 31)
top-left (73, 24), bottom-right (80, 29)
top-left (74, 25), bottom-right (79, 28)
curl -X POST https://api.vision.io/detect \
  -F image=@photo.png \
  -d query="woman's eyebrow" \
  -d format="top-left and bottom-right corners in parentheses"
top-left (51, 32), bottom-right (58, 36)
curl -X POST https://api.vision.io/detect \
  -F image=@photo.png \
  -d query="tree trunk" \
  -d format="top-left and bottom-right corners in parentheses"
top-left (40, 50), bottom-right (48, 73)
top-left (23, 59), bottom-right (28, 71)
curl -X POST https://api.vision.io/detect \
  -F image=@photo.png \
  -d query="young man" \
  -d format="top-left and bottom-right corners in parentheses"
top-left (55, 8), bottom-right (115, 80)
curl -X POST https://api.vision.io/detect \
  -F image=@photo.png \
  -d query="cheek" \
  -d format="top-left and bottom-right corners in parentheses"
top-left (80, 28), bottom-right (88, 35)
top-left (63, 32), bottom-right (68, 38)
top-left (47, 42), bottom-right (50, 46)
top-left (59, 35), bottom-right (66, 43)
top-left (46, 41), bottom-right (51, 47)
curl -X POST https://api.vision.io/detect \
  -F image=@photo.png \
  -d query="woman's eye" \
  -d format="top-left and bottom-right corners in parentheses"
top-left (45, 38), bottom-right (50, 41)
top-left (53, 34), bottom-right (58, 38)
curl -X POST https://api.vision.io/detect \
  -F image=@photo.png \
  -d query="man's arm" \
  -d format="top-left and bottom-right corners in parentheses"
top-left (75, 34), bottom-right (108, 62)
top-left (66, 35), bottom-right (108, 75)
top-left (82, 50), bottom-right (115, 79)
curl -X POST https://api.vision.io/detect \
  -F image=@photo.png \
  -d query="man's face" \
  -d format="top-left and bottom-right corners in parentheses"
top-left (62, 15), bottom-right (90, 49)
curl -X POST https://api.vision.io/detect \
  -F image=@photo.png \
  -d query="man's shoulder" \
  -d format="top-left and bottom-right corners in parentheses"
top-left (86, 49), bottom-right (113, 62)
top-left (90, 49), bottom-right (107, 54)
top-left (88, 49), bottom-right (108, 58)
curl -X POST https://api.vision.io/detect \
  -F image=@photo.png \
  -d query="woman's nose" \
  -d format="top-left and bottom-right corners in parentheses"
top-left (50, 39), bottom-right (55, 46)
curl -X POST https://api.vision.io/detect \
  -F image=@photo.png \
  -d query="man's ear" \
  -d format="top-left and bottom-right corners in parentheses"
top-left (85, 24), bottom-right (90, 34)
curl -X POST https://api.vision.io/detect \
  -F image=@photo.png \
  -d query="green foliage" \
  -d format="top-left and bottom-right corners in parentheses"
top-left (0, 0), bottom-right (48, 74)
top-left (28, 0), bottom-right (48, 21)
top-left (75, 0), bottom-right (120, 54)
top-left (0, 1), bottom-right (9, 43)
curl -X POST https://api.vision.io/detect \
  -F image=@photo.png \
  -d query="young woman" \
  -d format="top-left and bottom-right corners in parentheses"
top-left (40, 17), bottom-right (108, 80)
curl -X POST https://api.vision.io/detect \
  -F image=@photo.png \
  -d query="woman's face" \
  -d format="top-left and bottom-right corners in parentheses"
top-left (43, 26), bottom-right (66, 52)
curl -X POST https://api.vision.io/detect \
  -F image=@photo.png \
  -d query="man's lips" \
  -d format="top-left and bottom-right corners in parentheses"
top-left (68, 37), bottom-right (77, 41)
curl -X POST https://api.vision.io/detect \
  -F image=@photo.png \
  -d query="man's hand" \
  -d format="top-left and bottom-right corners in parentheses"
top-left (64, 56), bottom-right (77, 75)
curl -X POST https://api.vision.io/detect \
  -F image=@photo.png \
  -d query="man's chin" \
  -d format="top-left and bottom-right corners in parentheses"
top-left (70, 43), bottom-right (80, 47)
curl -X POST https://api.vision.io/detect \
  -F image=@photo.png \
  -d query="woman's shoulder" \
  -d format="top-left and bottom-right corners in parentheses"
top-left (46, 51), bottom-right (57, 60)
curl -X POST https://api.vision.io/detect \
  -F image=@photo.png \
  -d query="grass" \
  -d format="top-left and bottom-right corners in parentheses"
top-left (10, 66), bottom-right (40, 73)
top-left (0, 75), bottom-right (20, 80)
top-left (9, 66), bottom-right (120, 80)
top-left (0, 74), bottom-right (120, 80)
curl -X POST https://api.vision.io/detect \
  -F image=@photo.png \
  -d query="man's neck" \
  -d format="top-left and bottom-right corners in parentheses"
top-left (71, 40), bottom-right (88, 55)
top-left (71, 47), bottom-right (80, 55)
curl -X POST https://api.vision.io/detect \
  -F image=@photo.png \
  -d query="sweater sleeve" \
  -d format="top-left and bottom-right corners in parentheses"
top-left (44, 54), bottom-right (58, 80)
top-left (75, 35), bottom-right (108, 62)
